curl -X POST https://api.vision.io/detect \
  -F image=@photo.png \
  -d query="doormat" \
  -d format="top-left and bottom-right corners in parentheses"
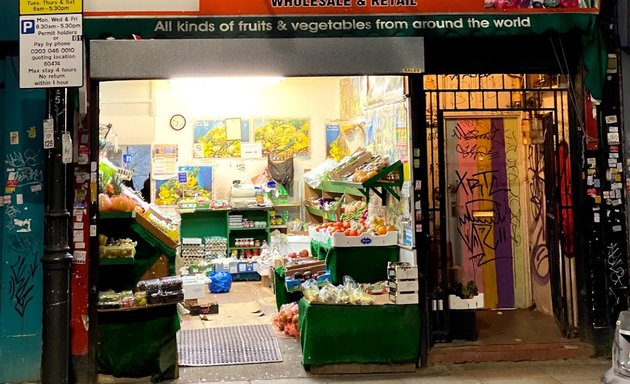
top-left (177, 324), bottom-right (283, 366)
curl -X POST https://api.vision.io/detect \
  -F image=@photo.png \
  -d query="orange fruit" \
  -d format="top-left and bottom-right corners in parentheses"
top-left (386, 225), bottom-right (396, 232)
top-left (376, 226), bottom-right (387, 235)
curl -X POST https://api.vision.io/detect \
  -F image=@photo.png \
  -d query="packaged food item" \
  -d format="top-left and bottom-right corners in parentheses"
top-left (137, 279), bottom-right (160, 295)
top-left (147, 292), bottom-right (163, 305)
top-left (121, 296), bottom-right (135, 308)
top-left (134, 291), bottom-right (147, 307)
top-left (98, 290), bottom-right (122, 309)
top-left (160, 276), bottom-right (183, 291)
top-left (160, 290), bottom-right (184, 304)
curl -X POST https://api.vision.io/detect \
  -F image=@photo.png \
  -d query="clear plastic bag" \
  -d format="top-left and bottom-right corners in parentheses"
top-left (303, 159), bottom-right (338, 189)
top-left (302, 279), bottom-right (320, 302)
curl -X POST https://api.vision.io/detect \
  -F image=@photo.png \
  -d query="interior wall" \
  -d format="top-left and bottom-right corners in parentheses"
top-left (100, 77), bottom-right (340, 202)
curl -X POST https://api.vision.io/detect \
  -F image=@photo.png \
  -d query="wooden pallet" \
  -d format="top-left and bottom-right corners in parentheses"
top-left (309, 362), bottom-right (417, 375)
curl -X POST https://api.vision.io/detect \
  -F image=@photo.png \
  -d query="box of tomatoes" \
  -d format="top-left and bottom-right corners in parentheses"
top-left (328, 230), bottom-right (397, 247)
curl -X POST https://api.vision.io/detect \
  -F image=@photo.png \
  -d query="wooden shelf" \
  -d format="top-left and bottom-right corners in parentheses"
top-left (271, 225), bottom-right (288, 229)
top-left (228, 246), bottom-right (261, 250)
top-left (135, 214), bottom-right (179, 249)
top-left (97, 302), bottom-right (177, 313)
top-left (305, 205), bottom-right (338, 222)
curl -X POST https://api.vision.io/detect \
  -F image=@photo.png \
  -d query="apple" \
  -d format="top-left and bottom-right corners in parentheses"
top-left (299, 249), bottom-right (309, 258)
top-left (288, 251), bottom-right (298, 259)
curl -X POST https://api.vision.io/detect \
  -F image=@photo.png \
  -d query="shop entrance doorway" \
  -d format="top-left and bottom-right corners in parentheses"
top-left (424, 74), bottom-right (580, 351)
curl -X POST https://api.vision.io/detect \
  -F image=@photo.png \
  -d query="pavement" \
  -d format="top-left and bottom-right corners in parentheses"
top-left (153, 358), bottom-right (610, 384)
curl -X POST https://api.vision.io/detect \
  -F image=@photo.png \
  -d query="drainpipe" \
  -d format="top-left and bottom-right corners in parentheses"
top-left (42, 87), bottom-right (73, 384)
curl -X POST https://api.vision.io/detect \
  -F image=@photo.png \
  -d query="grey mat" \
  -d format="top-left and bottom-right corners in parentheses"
top-left (177, 324), bottom-right (283, 366)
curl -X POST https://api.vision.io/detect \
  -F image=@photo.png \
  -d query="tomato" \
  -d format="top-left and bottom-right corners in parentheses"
top-left (344, 228), bottom-right (352, 236)
top-left (334, 221), bottom-right (344, 229)
top-left (343, 221), bottom-right (351, 229)
top-left (348, 229), bottom-right (358, 237)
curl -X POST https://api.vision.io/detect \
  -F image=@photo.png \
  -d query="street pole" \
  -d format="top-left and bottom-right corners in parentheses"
top-left (42, 87), bottom-right (73, 384)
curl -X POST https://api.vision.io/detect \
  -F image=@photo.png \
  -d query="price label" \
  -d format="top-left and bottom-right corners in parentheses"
top-left (43, 118), bottom-right (54, 149)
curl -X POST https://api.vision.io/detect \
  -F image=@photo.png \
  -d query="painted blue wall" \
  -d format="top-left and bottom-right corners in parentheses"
top-left (0, 55), bottom-right (45, 383)
top-left (0, 0), bottom-right (18, 41)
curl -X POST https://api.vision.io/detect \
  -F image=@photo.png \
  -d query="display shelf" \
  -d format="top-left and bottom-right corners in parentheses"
top-left (228, 227), bottom-right (268, 231)
top-left (135, 214), bottom-right (179, 248)
top-left (271, 225), bottom-right (288, 229)
top-left (97, 302), bottom-right (177, 313)
top-left (305, 205), bottom-right (338, 222)
top-left (228, 246), bottom-right (262, 250)
top-left (272, 202), bottom-right (302, 208)
top-left (320, 160), bottom-right (405, 201)
top-left (100, 211), bottom-right (137, 220)
top-left (130, 221), bottom-right (177, 258)
top-left (100, 258), bottom-right (135, 266)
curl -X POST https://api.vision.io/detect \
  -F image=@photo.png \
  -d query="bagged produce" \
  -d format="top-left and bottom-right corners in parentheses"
top-left (271, 302), bottom-right (300, 339)
top-left (208, 271), bottom-right (232, 293)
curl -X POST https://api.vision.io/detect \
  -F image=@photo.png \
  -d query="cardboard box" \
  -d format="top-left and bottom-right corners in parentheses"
top-left (388, 279), bottom-right (419, 292)
top-left (448, 293), bottom-right (485, 310)
top-left (387, 262), bottom-right (418, 280)
top-left (237, 261), bottom-right (258, 273)
top-left (389, 291), bottom-right (419, 305)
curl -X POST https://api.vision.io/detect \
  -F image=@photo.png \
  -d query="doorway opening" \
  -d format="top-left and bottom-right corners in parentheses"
top-left (422, 74), bottom-right (584, 357)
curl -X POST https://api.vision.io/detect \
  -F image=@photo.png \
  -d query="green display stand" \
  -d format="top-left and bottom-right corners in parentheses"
top-left (310, 241), bottom-right (398, 284)
top-left (97, 305), bottom-right (180, 381)
top-left (298, 298), bottom-right (420, 366)
top-left (274, 267), bottom-right (303, 310)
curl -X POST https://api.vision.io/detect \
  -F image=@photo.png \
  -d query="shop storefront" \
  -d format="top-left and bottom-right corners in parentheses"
top-left (1, 0), bottom-right (628, 382)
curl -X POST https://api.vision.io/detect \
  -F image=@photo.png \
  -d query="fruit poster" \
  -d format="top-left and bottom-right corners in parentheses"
top-left (154, 166), bottom-right (213, 206)
top-left (193, 119), bottom-right (250, 158)
top-left (252, 118), bottom-right (310, 158)
top-left (326, 121), bottom-right (367, 161)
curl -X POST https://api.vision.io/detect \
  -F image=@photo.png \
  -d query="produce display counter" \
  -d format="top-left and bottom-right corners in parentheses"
top-left (310, 240), bottom-right (398, 284)
top-left (298, 298), bottom-right (420, 367)
top-left (97, 304), bottom-right (180, 381)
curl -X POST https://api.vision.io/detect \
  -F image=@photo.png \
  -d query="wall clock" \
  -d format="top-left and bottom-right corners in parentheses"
top-left (169, 114), bottom-right (186, 131)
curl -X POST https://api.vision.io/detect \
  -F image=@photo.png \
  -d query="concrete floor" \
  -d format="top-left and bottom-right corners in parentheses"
top-left (100, 282), bottom-right (607, 384)
top-left (103, 359), bottom-right (609, 383)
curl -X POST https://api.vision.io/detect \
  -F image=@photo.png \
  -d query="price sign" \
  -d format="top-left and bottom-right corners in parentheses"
top-left (178, 171), bottom-right (188, 184)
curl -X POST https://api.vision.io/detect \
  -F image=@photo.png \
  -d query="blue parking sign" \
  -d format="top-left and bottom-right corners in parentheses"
top-left (21, 20), bottom-right (35, 34)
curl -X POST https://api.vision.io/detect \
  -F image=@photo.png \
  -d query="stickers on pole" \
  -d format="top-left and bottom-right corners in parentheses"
top-left (62, 131), bottom-right (73, 163)
top-left (43, 118), bottom-right (54, 149)
top-left (19, 14), bottom-right (84, 89)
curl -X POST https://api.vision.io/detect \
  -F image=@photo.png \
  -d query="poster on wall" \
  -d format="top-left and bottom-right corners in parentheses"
top-left (367, 76), bottom-right (404, 106)
top-left (325, 120), bottom-right (367, 162)
top-left (193, 119), bottom-right (250, 158)
top-left (253, 118), bottom-right (310, 158)
top-left (154, 166), bottom-right (213, 206)
top-left (152, 144), bottom-right (178, 175)
top-left (340, 77), bottom-right (365, 120)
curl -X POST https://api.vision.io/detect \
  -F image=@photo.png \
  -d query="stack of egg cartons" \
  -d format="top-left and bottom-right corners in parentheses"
top-left (181, 238), bottom-right (204, 262)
